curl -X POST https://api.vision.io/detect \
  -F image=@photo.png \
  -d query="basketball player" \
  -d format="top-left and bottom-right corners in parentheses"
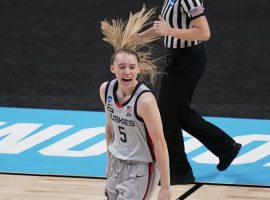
top-left (100, 7), bottom-right (171, 200)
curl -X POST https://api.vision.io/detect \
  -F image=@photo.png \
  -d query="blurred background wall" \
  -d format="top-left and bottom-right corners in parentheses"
top-left (0, 0), bottom-right (269, 119)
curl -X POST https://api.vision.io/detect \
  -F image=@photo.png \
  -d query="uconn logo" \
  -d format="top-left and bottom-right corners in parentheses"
top-left (0, 121), bottom-right (270, 167)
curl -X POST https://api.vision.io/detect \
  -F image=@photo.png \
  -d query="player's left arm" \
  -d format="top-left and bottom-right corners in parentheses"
top-left (137, 92), bottom-right (171, 195)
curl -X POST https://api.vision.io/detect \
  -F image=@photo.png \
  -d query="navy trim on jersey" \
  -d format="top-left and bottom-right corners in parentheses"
top-left (134, 90), bottom-right (156, 162)
top-left (145, 126), bottom-right (156, 161)
top-left (104, 80), bottom-right (112, 105)
top-left (136, 118), bottom-right (156, 162)
top-left (134, 90), bottom-right (153, 122)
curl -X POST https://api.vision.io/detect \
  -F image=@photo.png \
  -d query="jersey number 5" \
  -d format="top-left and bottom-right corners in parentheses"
top-left (118, 126), bottom-right (127, 143)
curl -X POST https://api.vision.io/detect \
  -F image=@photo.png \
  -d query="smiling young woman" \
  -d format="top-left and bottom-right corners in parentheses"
top-left (99, 6), bottom-right (171, 200)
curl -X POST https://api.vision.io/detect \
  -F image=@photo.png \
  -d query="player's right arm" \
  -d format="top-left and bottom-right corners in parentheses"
top-left (99, 82), bottom-right (112, 176)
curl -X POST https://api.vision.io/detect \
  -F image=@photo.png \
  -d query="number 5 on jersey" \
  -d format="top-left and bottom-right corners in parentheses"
top-left (118, 126), bottom-right (127, 143)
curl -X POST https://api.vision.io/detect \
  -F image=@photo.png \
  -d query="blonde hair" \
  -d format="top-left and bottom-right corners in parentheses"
top-left (101, 5), bottom-right (160, 85)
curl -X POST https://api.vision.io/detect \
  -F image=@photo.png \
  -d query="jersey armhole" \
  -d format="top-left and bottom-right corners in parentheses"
top-left (104, 80), bottom-right (111, 105)
top-left (134, 90), bottom-right (153, 122)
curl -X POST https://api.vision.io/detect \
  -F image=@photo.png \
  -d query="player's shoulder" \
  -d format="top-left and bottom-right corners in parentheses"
top-left (99, 81), bottom-right (110, 105)
top-left (136, 90), bottom-right (158, 119)
top-left (137, 90), bottom-right (156, 106)
top-left (100, 81), bottom-right (109, 90)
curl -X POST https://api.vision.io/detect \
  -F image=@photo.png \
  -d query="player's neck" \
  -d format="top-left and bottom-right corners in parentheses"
top-left (116, 81), bottom-right (138, 104)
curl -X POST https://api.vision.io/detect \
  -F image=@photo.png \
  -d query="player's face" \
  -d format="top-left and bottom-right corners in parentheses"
top-left (111, 52), bottom-right (140, 88)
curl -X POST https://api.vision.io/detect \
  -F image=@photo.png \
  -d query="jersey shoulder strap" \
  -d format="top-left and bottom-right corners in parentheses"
top-left (133, 84), bottom-right (154, 121)
top-left (104, 80), bottom-right (116, 103)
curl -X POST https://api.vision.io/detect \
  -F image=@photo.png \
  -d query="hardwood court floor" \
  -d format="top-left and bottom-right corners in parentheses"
top-left (0, 174), bottom-right (269, 200)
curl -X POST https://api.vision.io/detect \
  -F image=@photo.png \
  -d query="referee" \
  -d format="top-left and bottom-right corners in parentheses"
top-left (136, 0), bottom-right (242, 185)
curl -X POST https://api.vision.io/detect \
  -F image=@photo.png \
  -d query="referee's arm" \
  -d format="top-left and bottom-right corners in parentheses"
top-left (153, 15), bottom-right (210, 41)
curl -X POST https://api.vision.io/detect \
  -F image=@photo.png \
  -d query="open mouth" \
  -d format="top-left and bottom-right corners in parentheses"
top-left (122, 78), bottom-right (132, 82)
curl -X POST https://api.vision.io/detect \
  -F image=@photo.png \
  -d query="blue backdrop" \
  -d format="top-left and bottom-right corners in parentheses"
top-left (0, 107), bottom-right (270, 186)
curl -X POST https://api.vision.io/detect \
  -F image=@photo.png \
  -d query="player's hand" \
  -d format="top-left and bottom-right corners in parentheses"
top-left (105, 156), bottom-right (112, 177)
top-left (157, 187), bottom-right (172, 200)
top-left (153, 16), bottom-right (172, 36)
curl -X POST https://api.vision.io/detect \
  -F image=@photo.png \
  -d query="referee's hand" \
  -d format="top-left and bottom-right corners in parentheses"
top-left (153, 16), bottom-right (172, 36)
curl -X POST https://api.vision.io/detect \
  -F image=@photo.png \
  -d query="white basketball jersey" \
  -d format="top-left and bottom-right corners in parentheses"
top-left (105, 79), bottom-right (155, 163)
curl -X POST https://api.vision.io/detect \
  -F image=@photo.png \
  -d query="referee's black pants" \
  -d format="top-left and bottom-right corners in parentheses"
top-left (158, 43), bottom-right (237, 176)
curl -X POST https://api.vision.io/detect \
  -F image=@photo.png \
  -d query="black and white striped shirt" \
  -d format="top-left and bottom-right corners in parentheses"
top-left (161, 0), bottom-right (205, 48)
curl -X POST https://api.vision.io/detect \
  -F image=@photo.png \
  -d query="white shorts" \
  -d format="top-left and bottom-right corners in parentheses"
top-left (104, 156), bottom-right (159, 200)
